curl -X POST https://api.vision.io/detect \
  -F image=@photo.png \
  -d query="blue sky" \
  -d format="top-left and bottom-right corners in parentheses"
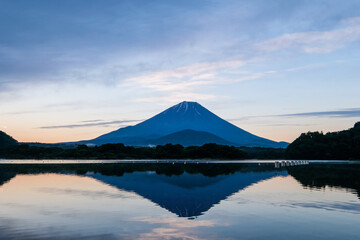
top-left (1, 0), bottom-right (360, 143)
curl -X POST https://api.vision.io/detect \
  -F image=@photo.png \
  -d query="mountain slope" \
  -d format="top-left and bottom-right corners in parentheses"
top-left (0, 131), bottom-right (18, 149)
top-left (83, 101), bottom-right (288, 148)
top-left (147, 129), bottom-right (234, 146)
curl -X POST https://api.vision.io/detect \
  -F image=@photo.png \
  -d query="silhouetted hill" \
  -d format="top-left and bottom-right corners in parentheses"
top-left (0, 131), bottom-right (17, 149)
top-left (286, 122), bottom-right (360, 160)
top-left (148, 129), bottom-right (234, 146)
top-left (79, 101), bottom-right (288, 148)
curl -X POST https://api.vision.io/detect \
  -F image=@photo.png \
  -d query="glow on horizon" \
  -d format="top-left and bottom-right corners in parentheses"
top-left (1, 0), bottom-right (360, 143)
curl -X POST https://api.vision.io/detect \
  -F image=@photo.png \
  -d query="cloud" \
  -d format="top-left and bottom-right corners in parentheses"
top-left (341, 16), bottom-right (360, 25)
top-left (125, 58), bottom-right (281, 104)
top-left (134, 92), bottom-right (217, 104)
top-left (39, 120), bottom-right (142, 129)
top-left (124, 59), bottom-right (259, 103)
top-left (80, 119), bottom-right (103, 123)
top-left (231, 108), bottom-right (360, 121)
top-left (279, 108), bottom-right (360, 118)
top-left (190, 73), bottom-right (216, 81)
top-left (283, 63), bottom-right (325, 72)
top-left (125, 59), bottom-right (246, 91)
top-left (257, 16), bottom-right (360, 53)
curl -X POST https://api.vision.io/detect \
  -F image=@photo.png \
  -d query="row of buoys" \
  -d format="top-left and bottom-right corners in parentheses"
top-left (168, 161), bottom-right (209, 165)
top-left (274, 160), bottom-right (309, 168)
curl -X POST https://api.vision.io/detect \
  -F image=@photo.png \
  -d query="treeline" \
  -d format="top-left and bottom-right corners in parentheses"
top-left (286, 122), bottom-right (360, 160)
top-left (239, 147), bottom-right (285, 159)
top-left (0, 143), bottom-right (248, 160)
top-left (0, 162), bottom-right (277, 182)
top-left (3, 122), bottom-right (359, 160)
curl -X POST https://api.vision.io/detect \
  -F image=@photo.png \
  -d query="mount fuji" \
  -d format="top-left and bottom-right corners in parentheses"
top-left (80, 101), bottom-right (288, 148)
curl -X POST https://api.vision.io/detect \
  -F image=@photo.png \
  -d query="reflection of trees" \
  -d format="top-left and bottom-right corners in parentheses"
top-left (0, 163), bottom-right (278, 186)
top-left (288, 164), bottom-right (360, 198)
top-left (2, 163), bottom-right (359, 199)
top-left (0, 171), bottom-right (16, 186)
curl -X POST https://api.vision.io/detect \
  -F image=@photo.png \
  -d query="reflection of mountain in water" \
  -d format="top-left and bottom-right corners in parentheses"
top-left (89, 170), bottom-right (287, 217)
top-left (0, 163), bottom-right (287, 217)
top-left (0, 163), bottom-right (359, 217)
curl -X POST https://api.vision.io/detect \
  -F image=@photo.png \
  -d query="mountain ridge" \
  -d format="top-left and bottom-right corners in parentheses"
top-left (80, 101), bottom-right (288, 148)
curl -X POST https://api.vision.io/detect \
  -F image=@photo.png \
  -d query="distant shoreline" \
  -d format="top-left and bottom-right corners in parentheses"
top-left (0, 159), bottom-right (358, 164)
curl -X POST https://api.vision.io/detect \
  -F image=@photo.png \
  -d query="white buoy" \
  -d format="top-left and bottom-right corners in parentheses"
top-left (274, 161), bottom-right (280, 168)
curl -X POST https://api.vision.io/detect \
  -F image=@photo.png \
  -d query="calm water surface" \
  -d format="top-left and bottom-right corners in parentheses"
top-left (0, 161), bottom-right (359, 239)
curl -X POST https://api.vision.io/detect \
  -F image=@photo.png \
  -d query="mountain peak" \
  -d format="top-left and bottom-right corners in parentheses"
top-left (162, 101), bottom-right (204, 116)
top-left (172, 101), bottom-right (201, 109)
top-left (86, 101), bottom-right (288, 148)
top-left (179, 101), bottom-right (199, 105)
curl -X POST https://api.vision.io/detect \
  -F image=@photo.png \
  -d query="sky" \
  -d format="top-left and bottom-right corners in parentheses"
top-left (1, 0), bottom-right (360, 143)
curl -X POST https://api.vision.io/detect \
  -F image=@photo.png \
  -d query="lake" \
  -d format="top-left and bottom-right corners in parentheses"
top-left (0, 160), bottom-right (359, 239)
